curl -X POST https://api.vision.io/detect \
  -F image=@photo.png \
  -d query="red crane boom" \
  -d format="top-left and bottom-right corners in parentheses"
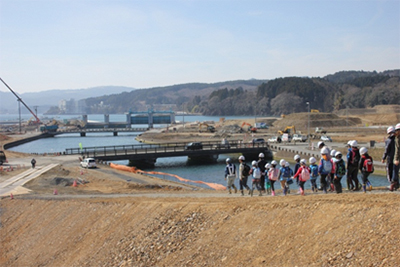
top-left (0, 77), bottom-right (41, 124)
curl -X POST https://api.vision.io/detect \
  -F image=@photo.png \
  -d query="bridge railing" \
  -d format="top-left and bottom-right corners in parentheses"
top-left (65, 140), bottom-right (270, 157)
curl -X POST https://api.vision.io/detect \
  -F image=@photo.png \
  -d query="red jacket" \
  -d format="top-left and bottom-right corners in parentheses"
top-left (293, 166), bottom-right (311, 182)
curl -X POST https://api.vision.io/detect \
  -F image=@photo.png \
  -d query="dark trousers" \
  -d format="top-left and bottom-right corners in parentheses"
top-left (333, 176), bottom-right (343, 193)
top-left (270, 180), bottom-right (276, 191)
top-left (239, 176), bottom-right (250, 190)
top-left (348, 166), bottom-right (360, 189)
top-left (299, 181), bottom-right (305, 191)
top-left (251, 179), bottom-right (262, 192)
top-left (260, 175), bottom-right (266, 191)
top-left (392, 164), bottom-right (399, 189)
top-left (361, 171), bottom-right (371, 185)
top-left (386, 163), bottom-right (394, 183)
top-left (320, 174), bottom-right (329, 192)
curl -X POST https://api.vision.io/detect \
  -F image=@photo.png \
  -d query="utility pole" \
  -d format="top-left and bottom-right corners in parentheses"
top-left (306, 102), bottom-right (310, 149)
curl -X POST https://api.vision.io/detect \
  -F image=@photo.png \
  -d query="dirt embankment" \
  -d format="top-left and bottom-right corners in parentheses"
top-left (1, 193), bottom-right (400, 267)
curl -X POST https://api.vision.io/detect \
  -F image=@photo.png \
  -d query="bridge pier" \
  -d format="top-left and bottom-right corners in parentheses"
top-left (113, 132), bottom-right (118, 136)
top-left (80, 132), bottom-right (86, 137)
top-left (129, 158), bottom-right (157, 168)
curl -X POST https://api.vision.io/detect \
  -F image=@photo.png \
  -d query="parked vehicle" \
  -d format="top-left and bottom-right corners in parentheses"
top-left (80, 158), bottom-right (97, 168)
top-left (315, 127), bottom-right (327, 134)
top-left (268, 136), bottom-right (282, 143)
top-left (0, 150), bottom-right (7, 165)
top-left (292, 134), bottom-right (307, 142)
top-left (185, 142), bottom-right (203, 150)
top-left (251, 138), bottom-right (265, 144)
top-left (213, 139), bottom-right (230, 149)
top-left (320, 135), bottom-right (332, 142)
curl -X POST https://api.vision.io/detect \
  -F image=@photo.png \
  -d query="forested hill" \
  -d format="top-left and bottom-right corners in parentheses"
top-left (81, 70), bottom-right (399, 116)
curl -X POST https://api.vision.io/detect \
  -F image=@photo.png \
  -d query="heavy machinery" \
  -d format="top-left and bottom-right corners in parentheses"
top-left (311, 109), bottom-right (320, 113)
top-left (0, 77), bottom-right (41, 124)
top-left (241, 122), bottom-right (257, 133)
top-left (0, 150), bottom-right (7, 165)
top-left (199, 123), bottom-right (215, 133)
top-left (40, 119), bottom-right (59, 132)
top-left (278, 126), bottom-right (296, 135)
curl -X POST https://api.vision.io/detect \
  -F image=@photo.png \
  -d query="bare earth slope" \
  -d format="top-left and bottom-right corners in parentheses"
top-left (1, 193), bottom-right (400, 267)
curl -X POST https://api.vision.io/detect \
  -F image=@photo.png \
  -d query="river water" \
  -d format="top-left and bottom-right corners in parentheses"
top-left (3, 114), bottom-right (390, 190)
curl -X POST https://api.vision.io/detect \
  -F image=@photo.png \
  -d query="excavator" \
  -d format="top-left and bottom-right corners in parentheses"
top-left (311, 109), bottom-right (320, 113)
top-left (278, 125), bottom-right (296, 135)
top-left (199, 123), bottom-right (215, 133)
top-left (241, 122), bottom-right (257, 133)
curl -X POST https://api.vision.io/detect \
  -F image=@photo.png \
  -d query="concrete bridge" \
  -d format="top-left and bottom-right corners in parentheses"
top-left (65, 140), bottom-right (273, 167)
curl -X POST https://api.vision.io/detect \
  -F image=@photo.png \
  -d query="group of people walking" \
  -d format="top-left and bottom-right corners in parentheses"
top-left (224, 123), bottom-right (400, 196)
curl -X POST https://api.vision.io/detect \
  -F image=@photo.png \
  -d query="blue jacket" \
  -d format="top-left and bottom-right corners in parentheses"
top-left (318, 158), bottom-right (333, 175)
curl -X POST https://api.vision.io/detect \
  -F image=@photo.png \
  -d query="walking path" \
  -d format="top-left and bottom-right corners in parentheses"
top-left (0, 164), bottom-right (59, 197)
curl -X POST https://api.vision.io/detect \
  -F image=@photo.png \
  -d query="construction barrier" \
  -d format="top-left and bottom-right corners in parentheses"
top-left (110, 163), bottom-right (226, 191)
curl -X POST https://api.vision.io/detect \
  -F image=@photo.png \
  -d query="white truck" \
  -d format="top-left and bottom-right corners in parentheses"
top-left (292, 134), bottom-right (307, 142)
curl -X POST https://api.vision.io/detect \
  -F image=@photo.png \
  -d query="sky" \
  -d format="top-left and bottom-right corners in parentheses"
top-left (0, 0), bottom-right (399, 93)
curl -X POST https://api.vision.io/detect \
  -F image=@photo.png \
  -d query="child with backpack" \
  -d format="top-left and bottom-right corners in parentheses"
top-left (250, 160), bottom-right (262, 197)
top-left (238, 155), bottom-right (251, 196)
top-left (292, 159), bottom-right (310, 196)
top-left (309, 157), bottom-right (319, 192)
top-left (279, 161), bottom-right (293, 195)
top-left (334, 151), bottom-right (346, 194)
top-left (359, 147), bottom-right (374, 193)
top-left (318, 147), bottom-right (335, 193)
top-left (268, 160), bottom-right (280, 196)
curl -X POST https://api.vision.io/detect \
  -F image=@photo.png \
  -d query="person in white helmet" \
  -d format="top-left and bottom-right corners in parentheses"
top-left (359, 147), bottom-right (374, 193)
top-left (393, 123), bottom-right (400, 190)
top-left (268, 160), bottom-right (280, 196)
top-left (257, 153), bottom-right (267, 193)
top-left (224, 158), bottom-right (238, 194)
top-left (249, 160), bottom-right (262, 196)
top-left (292, 159), bottom-right (310, 196)
top-left (279, 161), bottom-right (293, 196)
top-left (238, 156), bottom-right (251, 195)
top-left (318, 147), bottom-right (334, 193)
top-left (382, 126), bottom-right (397, 191)
top-left (309, 157), bottom-right (319, 192)
top-left (347, 140), bottom-right (361, 191)
top-left (293, 154), bottom-right (301, 185)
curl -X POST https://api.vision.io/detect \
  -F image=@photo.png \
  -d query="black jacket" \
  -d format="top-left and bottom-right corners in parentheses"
top-left (382, 135), bottom-right (395, 163)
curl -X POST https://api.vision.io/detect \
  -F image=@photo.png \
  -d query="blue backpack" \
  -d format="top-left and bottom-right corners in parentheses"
top-left (281, 166), bottom-right (291, 178)
top-left (309, 164), bottom-right (318, 178)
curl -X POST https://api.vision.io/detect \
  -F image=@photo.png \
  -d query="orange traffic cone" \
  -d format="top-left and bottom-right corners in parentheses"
top-left (72, 180), bottom-right (77, 187)
top-left (53, 189), bottom-right (58, 195)
top-left (10, 193), bottom-right (14, 199)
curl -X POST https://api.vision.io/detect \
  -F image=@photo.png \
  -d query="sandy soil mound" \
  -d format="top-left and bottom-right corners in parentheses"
top-left (1, 193), bottom-right (399, 266)
top-left (273, 113), bottom-right (361, 131)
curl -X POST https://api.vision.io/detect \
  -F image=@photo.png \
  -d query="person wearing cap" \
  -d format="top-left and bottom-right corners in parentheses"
top-left (224, 158), bottom-right (238, 194)
top-left (347, 140), bottom-right (361, 191)
top-left (382, 126), bottom-right (396, 191)
top-left (334, 151), bottom-right (346, 194)
top-left (393, 123), bottom-right (400, 190)
top-left (359, 147), bottom-right (374, 193)
top-left (257, 153), bottom-right (267, 193)
top-left (346, 140), bottom-right (355, 190)
top-left (238, 156), bottom-right (251, 196)
top-left (309, 157), bottom-right (319, 192)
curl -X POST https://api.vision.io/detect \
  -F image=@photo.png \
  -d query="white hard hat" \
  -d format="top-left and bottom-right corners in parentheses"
top-left (360, 147), bottom-right (368, 155)
top-left (396, 123), bottom-right (400, 131)
top-left (279, 159), bottom-right (286, 166)
top-left (330, 150), bottom-right (337, 157)
top-left (321, 147), bottom-right (329, 155)
top-left (271, 160), bottom-right (278, 165)
top-left (265, 163), bottom-right (271, 169)
top-left (317, 141), bottom-right (324, 148)
top-left (335, 151), bottom-right (342, 157)
top-left (350, 140), bottom-right (358, 147)
top-left (300, 159), bottom-right (307, 165)
top-left (226, 158), bottom-right (231, 163)
top-left (258, 153), bottom-right (265, 158)
top-left (252, 160), bottom-right (258, 166)
top-left (284, 161), bottom-right (290, 167)
top-left (294, 154), bottom-right (300, 160)
top-left (387, 126), bottom-right (395, 134)
top-left (239, 155), bottom-right (245, 161)
top-left (309, 157), bottom-right (317, 164)
top-left (347, 140), bottom-right (353, 146)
